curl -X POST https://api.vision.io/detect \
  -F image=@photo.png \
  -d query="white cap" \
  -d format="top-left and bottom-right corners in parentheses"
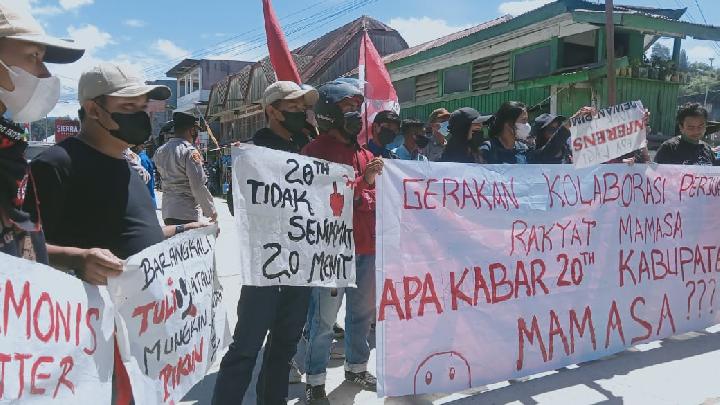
top-left (262, 81), bottom-right (319, 109)
top-left (0, 0), bottom-right (84, 63)
top-left (78, 63), bottom-right (171, 102)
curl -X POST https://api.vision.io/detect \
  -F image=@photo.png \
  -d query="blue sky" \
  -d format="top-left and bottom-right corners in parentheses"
top-left (17, 0), bottom-right (720, 117)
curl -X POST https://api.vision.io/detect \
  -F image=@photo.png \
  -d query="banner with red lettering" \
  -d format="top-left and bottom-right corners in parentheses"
top-left (376, 160), bottom-right (720, 397)
top-left (108, 225), bottom-right (229, 404)
top-left (569, 101), bottom-right (647, 168)
top-left (0, 253), bottom-right (115, 403)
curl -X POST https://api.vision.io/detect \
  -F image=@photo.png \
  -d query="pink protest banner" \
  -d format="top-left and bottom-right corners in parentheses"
top-left (376, 160), bottom-right (720, 397)
top-left (0, 253), bottom-right (115, 403)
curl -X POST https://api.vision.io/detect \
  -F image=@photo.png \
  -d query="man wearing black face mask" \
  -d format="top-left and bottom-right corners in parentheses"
top-left (154, 110), bottom-right (217, 226)
top-left (301, 81), bottom-right (382, 403)
top-left (24, 62), bottom-right (207, 405)
top-left (212, 80), bottom-right (318, 405)
top-left (366, 110), bottom-right (401, 159)
top-left (393, 119), bottom-right (428, 161)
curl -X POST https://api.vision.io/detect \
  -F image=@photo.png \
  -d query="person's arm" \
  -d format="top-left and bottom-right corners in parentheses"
top-left (160, 221), bottom-right (208, 238)
top-left (354, 155), bottom-right (382, 213)
top-left (47, 244), bottom-right (123, 285)
top-left (185, 151), bottom-right (217, 222)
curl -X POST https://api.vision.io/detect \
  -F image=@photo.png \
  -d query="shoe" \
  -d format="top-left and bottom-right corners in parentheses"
top-left (333, 322), bottom-right (345, 339)
top-left (305, 384), bottom-right (329, 404)
top-left (329, 341), bottom-right (345, 359)
top-left (344, 370), bottom-right (377, 391)
top-left (289, 360), bottom-right (302, 384)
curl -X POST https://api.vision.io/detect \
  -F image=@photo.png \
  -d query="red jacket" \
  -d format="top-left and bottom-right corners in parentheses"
top-left (302, 133), bottom-right (376, 255)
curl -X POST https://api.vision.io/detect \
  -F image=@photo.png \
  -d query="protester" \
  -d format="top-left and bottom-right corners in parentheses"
top-left (131, 142), bottom-right (157, 206)
top-left (24, 62), bottom-right (207, 405)
top-left (530, 113), bottom-right (571, 164)
top-left (655, 103), bottom-right (718, 165)
top-left (154, 111), bottom-right (217, 225)
top-left (366, 110), bottom-right (401, 158)
top-left (301, 81), bottom-right (382, 403)
top-left (440, 107), bottom-right (491, 163)
top-left (479, 101), bottom-right (573, 164)
top-left (0, 0), bottom-right (84, 262)
top-left (393, 119), bottom-right (428, 161)
top-left (212, 81), bottom-right (319, 405)
top-left (423, 108), bottom-right (450, 161)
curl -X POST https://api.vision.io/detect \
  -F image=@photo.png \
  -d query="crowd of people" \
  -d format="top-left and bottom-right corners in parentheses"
top-left (0, 2), bottom-right (718, 405)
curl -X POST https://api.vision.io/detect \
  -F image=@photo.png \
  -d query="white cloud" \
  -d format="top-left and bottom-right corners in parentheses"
top-left (388, 17), bottom-right (474, 47)
top-left (67, 24), bottom-right (113, 51)
top-left (32, 5), bottom-right (63, 15)
top-left (154, 39), bottom-right (188, 59)
top-left (686, 45), bottom-right (716, 63)
top-left (498, 0), bottom-right (553, 16)
top-left (58, 0), bottom-right (93, 10)
top-left (123, 19), bottom-right (146, 28)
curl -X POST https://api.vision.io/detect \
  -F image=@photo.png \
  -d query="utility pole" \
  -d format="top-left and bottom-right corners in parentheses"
top-left (605, 0), bottom-right (617, 105)
top-left (710, 57), bottom-right (715, 68)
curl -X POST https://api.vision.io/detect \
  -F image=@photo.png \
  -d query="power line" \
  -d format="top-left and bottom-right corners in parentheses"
top-left (142, 0), bottom-right (377, 78)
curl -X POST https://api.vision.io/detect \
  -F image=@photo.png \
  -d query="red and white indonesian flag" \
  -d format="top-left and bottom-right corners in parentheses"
top-left (358, 31), bottom-right (399, 145)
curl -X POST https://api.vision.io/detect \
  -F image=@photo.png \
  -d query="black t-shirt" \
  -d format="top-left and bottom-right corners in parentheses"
top-left (253, 127), bottom-right (308, 153)
top-left (24, 137), bottom-right (164, 259)
top-left (654, 136), bottom-right (718, 166)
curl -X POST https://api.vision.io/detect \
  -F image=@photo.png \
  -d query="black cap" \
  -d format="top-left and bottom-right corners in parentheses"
top-left (401, 119), bottom-right (424, 132)
top-left (374, 110), bottom-right (401, 125)
top-left (173, 111), bottom-right (199, 127)
top-left (534, 113), bottom-right (566, 129)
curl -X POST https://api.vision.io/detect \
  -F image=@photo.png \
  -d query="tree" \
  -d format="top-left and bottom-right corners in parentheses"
top-left (680, 49), bottom-right (689, 70)
top-left (650, 43), bottom-right (671, 64)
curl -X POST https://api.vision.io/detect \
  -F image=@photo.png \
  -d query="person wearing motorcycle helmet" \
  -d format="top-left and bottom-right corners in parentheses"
top-left (301, 80), bottom-right (382, 402)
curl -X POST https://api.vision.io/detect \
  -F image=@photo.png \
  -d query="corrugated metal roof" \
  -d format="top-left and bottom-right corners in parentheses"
top-left (382, 15), bottom-right (513, 65)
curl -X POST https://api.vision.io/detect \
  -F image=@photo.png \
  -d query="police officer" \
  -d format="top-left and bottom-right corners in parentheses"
top-left (153, 111), bottom-right (217, 226)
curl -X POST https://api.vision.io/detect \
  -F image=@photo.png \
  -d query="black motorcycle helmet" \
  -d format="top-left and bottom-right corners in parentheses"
top-left (314, 81), bottom-right (364, 141)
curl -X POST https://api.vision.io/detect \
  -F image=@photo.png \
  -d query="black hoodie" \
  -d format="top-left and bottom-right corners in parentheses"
top-left (440, 107), bottom-right (479, 163)
top-left (252, 127), bottom-right (310, 153)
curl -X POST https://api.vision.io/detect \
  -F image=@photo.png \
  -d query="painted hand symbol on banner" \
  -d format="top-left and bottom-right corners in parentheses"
top-left (330, 182), bottom-right (344, 217)
top-left (175, 278), bottom-right (198, 319)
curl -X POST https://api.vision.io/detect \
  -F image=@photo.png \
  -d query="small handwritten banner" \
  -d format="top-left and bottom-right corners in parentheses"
top-left (108, 225), bottom-right (229, 404)
top-left (376, 160), bottom-right (720, 397)
top-left (570, 100), bottom-right (647, 168)
top-left (232, 144), bottom-right (356, 287)
top-left (0, 253), bottom-right (115, 404)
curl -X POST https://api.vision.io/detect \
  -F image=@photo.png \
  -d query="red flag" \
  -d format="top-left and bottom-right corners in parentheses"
top-left (262, 0), bottom-right (301, 83)
top-left (358, 30), bottom-right (399, 145)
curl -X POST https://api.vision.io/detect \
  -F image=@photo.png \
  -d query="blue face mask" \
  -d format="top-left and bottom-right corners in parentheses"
top-left (438, 122), bottom-right (450, 137)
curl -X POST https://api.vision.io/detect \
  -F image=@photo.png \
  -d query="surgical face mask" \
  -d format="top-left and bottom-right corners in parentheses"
top-left (0, 59), bottom-right (60, 123)
top-left (437, 121), bottom-right (450, 137)
top-left (96, 103), bottom-right (152, 146)
top-left (280, 110), bottom-right (308, 134)
top-left (515, 122), bottom-right (532, 140)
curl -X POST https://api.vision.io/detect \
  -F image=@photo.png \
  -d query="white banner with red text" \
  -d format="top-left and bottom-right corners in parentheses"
top-left (232, 144), bottom-right (357, 288)
top-left (108, 225), bottom-right (229, 404)
top-left (570, 101), bottom-right (647, 168)
top-left (0, 253), bottom-right (115, 404)
top-left (376, 160), bottom-right (720, 397)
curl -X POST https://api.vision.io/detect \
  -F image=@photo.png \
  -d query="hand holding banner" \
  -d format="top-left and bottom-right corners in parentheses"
top-left (232, 144), bottom-right (356, 288)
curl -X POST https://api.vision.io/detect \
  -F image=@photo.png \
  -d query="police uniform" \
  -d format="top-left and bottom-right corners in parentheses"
top-left (154, 114), bottom-right (216, 224)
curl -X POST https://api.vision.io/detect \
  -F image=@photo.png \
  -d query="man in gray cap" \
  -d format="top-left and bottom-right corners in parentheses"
top-left (154, 110), bottom-right (217, 225)
top-left (0, 0), bottom-right (84, 264)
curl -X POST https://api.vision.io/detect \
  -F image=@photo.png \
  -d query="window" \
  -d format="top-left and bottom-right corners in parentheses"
top-left (514, 45), bottom-right (551, 81)
top-left (415, 72), bottom-right (438, 102)
top-left (178, 77), bottom-right (186, 97)
top-left (561, 31), bottom-right (597, 69)
top-left (472, 53), bottom-right (510, 91)
top-left (443, 65), bottom-right (471, 95)
top-left (394, 78), bottom-right (415, 103)
top-left (191, 69), bottom-right (200, 93)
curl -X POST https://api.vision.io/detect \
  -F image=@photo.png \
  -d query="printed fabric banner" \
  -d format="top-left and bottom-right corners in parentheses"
top-left (232, 144), bottom-right (357, 287)
top-left (377, 160), bottom-right (720, 397)
top-left (108, 225), bottom-right (229, 404)
top-left (570, 101), bottom-right (647, 168)
top-left (0, 253), bottom-right (115, 404)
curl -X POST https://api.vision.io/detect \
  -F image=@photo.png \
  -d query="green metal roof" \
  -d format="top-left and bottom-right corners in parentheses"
top-left (572, 10), bottom-right (720, 41)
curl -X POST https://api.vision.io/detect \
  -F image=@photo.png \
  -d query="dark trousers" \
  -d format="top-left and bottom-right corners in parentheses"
top-left (212, 285), bottom-right (311, 405)
top-left (164, 218), bottom-right (194, 225)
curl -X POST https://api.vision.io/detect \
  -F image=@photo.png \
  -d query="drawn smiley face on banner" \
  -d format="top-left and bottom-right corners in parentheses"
top-left (413, 351), bottom-right (471, 395)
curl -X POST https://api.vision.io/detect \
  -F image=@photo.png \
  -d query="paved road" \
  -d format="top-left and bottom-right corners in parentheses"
top-left (168, 193), bottom-right (720, 405)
